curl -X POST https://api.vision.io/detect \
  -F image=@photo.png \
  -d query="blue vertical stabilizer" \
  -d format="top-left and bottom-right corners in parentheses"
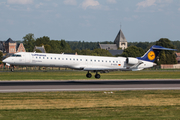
top-left (137, 45), bottom-right (176, 62)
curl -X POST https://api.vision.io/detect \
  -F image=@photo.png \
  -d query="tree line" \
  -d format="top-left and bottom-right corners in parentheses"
top-left (22, 33), bottom-right (112, 56)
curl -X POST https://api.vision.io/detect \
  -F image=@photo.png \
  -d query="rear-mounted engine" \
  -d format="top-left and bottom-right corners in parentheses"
top-left (126, 57), bottom-right (139, 64)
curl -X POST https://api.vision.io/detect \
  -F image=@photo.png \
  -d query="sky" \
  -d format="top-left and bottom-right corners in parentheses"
top-left (0, 0), bottom-right (180, 42)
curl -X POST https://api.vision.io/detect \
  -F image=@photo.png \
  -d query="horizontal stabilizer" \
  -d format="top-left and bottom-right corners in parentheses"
top-left (152, 45), bottom-right (176, 51)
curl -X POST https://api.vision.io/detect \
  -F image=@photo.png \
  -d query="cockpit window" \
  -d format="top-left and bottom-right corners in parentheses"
top-left (16, 55), bottom-right (21, 57)
top-left (11, 54), bottom-right (21, 57)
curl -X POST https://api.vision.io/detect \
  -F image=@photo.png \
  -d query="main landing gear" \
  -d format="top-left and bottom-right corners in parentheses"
top-left (86, 71), bottom-right (92, 78)
top-left (86, 71), bottom-right (101, 79)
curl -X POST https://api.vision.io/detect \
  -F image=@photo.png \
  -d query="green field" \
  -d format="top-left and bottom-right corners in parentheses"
top-left (1, 70), bottom-right (180, 119)
top-left (1, 90), bottom-right (180, 119)
top-left (0, 70), bottom-right (180, 80)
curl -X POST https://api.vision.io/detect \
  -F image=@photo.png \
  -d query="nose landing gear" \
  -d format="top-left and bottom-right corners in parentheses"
top-left (11, 65), bottom-right (14, 72)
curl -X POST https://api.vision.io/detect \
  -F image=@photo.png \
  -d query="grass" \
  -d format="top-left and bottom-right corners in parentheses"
top-left (0, 70), bottom-right (180, 80)
top-left (1, 90), bottom-right (180, 119)
top-left (1, 70), bottom-right (180, 119)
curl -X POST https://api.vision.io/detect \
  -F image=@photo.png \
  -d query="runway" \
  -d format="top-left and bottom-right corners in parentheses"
top-left (1, 79), bottom-right (180, 92)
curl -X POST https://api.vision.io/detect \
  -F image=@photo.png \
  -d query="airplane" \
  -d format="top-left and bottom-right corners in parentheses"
top-left (2, 45), bottom-right (176, 79)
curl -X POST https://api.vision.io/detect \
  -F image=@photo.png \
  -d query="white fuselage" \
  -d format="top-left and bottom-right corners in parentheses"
top-left (3, 52), bottom-right (154, 71)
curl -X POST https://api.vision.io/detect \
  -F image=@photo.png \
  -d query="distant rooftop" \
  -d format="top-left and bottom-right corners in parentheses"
top-left (108, 50), bottom-right (123, 56)
top-left (5, 38), bottom-right (16, 43)
top-left (34, 45), bottom-right (46, 53)
top-left (114, 29), bottom-right (127, 43)
top-left (99, 44), bottom-right (117, 50)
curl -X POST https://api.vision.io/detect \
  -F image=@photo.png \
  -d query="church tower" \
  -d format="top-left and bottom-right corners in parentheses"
top-left (114, 29), bottom-right (128, 50)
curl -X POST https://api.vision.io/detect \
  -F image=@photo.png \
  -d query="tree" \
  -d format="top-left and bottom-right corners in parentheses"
top-left (120, 46), bottom-right (145, 57)
top-left (158, 51), bottom-right (166, 65)
top-left (44, 44), bottom-right (51, 53)
top-left (67, 41), bottom-right (99, 50)
top-left (91, 49), bottom-right (112, 56)
top-left (34, 49), bottom-right (42, 53)
top-left (136, 42), bottom-right (152, 51)
top-left (172, 41), bottom-right (180, 52)
top-left (23, 33), bottom-right (35, 52)
top-left (60, 40), bottom-right (66, 48)
top-left (155, 38), bottom-right (177, 64)
top-left (35, 36), bottom-right (50, 46)
top-left (0, 51), bottom-right (3, 64)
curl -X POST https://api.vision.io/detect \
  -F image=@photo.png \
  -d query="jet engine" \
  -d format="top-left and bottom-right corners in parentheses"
top-left (126, 57), bottom-right (139, 65)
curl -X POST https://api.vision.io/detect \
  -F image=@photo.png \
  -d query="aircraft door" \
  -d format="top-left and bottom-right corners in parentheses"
top-left (25, 53), bottom-right (31, 63)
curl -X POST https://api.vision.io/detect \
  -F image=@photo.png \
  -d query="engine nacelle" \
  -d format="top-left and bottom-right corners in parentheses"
top-left (126, 57), bottom-right (139, 65)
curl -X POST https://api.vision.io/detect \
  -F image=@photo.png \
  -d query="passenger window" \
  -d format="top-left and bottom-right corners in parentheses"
top-left (51, 57), bottom-right (52, 59)
top-left (94, 60), bottom-right (96, 62)
top-left (58, 58), bottom-right (60, 60)
top-left (36, 57), bottom-right (38, 59)
top-left (116, 61), bottom-right (118, 63)
top-left (39, 57), bottom-right (41, 59)
top-left (80, 59), bottom-right (82, 61)
top-left (102, 60), bottom-right (104, 62)
top-left (62, 58), bottom-right (64, 60)
top-left (43, 57), bottom-right (45, 59)
top-left (109, 61), bottom-right (111, 63)
top-left (90, 59), bottom-right (92, 62)
top-left (47, 57), bottom-right (49, 59)
top-left (77, 59), bottom-right (78, 61)
top-left (86, 59), bottom-right (88, 61)
top-left (98, 60), bottom-right (100, 62)
top-left (66, 58), bottom-right (68, 60)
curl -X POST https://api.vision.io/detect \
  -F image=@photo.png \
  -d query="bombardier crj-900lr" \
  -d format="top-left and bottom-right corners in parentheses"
top-left (3, 45), bottom-right (176, 79)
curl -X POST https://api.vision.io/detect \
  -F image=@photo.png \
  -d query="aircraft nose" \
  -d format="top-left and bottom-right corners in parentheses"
top-left (2, 58), bottom-right (7, 63)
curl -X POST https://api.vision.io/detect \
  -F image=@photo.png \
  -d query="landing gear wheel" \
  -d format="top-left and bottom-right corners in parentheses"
top-left (86, 72), bottom-right (92, 78)
top-left (11, 65), bottom-right (14, 72)
top-left (95, 74), bottom-right (100, 79)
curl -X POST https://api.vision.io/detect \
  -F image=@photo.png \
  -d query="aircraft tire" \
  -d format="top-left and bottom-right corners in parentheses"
top-left (95, 74), bottom-right (100, 79)
top-left (86, 73), bottom-right (92, 78)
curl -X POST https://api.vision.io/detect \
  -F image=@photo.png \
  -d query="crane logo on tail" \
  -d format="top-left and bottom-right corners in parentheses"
top-left (148, 51), bottom-right (155, 61)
